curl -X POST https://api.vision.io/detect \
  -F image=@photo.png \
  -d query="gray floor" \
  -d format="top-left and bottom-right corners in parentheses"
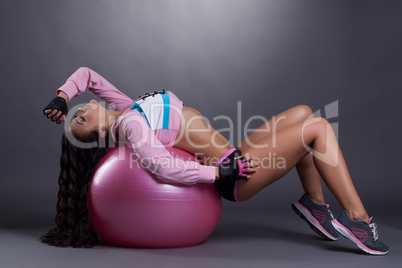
top-left (1, 207), bottom-right (400, 268)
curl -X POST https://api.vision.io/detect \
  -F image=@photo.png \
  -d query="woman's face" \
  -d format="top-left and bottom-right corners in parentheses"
top-left (68, 99), bottom-right (105, 136)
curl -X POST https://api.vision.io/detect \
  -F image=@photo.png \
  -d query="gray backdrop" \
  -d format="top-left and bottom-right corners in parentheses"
top-left (0, 0), bottom-right (401, 228)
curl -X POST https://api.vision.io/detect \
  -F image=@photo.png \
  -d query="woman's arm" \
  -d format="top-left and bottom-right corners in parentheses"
top-left (56, 67), bottom-right (134, 111)
top-left (57, 91), bottom-right (69, 103)
top-left (121, 113), bottom-right (217, 185)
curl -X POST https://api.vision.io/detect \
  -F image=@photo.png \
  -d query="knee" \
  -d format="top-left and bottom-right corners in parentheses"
top-left (296, 105), bottom-right (314, 120)
top-left (304, 117), bottom-right (331, 136)
top-left (316, 117), bottom-right (331, 127)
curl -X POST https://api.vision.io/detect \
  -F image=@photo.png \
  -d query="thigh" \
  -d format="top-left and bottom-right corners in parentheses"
top-left (236, 105), bottom-right (313, 152)
top-left (235, 118), bottom-right (321, 201)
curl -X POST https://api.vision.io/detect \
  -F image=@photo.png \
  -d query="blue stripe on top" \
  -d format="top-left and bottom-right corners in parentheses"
top-left (161, 93), bottom-right (170, 129)
top-left (130, 103), bottom-right (152, 128)
top-left (129, 90), bottom-right (170, 130)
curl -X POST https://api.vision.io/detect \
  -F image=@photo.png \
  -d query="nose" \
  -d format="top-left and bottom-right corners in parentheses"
top-left (89, 100), bottom-right (98, 109)
top-left (82, 101), bottom-right (97, 109)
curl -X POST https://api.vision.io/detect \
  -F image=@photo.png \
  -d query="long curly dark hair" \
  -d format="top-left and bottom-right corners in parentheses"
top-left (40, 127), bottom-right (110, 247)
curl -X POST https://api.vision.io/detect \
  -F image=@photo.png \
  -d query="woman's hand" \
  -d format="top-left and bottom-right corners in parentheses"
top-left (242, 155), bottom-right (260, 179)
top-left (43, 92), bottom-right (69, 124)
top-left (216, 154), bottom-right (260, 180)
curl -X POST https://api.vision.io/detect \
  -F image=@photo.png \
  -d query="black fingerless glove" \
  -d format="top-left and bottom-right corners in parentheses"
top-left (43, 96), bottom-right (68, 117)
top-left (218, 150), bottom-right (249, 181)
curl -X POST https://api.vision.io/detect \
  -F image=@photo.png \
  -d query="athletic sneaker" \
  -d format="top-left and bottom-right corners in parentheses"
top-left (291, 194), bottom-right (339, 240)
top-left (332, 209), bottom-right (389, 255)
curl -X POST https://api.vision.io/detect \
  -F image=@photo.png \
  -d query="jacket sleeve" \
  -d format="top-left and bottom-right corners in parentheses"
top-left (120, 112), bottom-right (216, 185)
top-left (56, 67), bottom-right (134, 111)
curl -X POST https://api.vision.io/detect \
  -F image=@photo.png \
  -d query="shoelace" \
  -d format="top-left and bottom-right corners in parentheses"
top-left (369, 222), bottom-right (378, 241)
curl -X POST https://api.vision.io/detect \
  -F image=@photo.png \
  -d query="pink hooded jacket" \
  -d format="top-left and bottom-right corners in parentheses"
top-left (57, 67), bottom-right (216, 185)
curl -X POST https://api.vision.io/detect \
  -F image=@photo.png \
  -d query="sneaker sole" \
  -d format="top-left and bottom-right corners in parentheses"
top-left (332, 219), bottom-right (388, 255)
top-left (292, 202), bottom-right (338, 241)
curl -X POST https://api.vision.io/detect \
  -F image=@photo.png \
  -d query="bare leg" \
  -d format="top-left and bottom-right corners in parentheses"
top-left (237, 105), bottom-right (325, 205)
top-left (176, 105), bottom-right (326, 205)
top-left (296, 153), bottom-right (325, 204)
top-left (174, 105), bottom-right (369, 222)
top-left (236, 117), bottom-right (369, 223)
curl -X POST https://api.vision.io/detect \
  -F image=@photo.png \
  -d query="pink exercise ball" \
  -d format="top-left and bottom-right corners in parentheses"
top-left (87, 146), bottom-right (222, 248)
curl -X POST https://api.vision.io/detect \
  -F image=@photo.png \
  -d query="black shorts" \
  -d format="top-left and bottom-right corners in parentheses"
top-left (213, 148), bottom-right (241, 202)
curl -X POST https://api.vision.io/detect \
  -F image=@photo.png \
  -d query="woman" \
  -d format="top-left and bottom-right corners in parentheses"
top-left (42, 67), bottom-right (388, 255)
